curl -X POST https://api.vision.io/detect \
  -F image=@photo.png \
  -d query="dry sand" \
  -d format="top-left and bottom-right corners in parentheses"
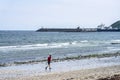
top-left (1, 65), bottom-right (120, 80)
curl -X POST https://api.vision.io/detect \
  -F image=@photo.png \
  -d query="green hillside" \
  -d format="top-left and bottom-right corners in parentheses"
top-left (111, 20), bottom-right (120, 29)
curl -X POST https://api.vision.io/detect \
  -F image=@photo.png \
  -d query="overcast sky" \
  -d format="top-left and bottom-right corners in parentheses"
top-left (0, 0), bottom-right (120, 30)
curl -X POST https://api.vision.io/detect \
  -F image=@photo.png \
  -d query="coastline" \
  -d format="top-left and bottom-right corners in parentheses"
top-left (1, 52), bottom-right (120, 67)
top-left (0, 56), bottom-right (120, 80)
top-left (1, 65), bottom-right (120, 80)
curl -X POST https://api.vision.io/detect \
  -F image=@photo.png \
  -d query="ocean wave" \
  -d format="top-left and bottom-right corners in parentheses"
top-left (0, 43), bottom-right (48, 51)
top-left (107, 47), bottom-right (120, 52)
top-left (0, 42), bottom-right (73, 51)
top-left (0, 40), bottom-right (115, 51)
top-left (0, 41), bottom-right (88, 51)
top-left (80, 40), bottom-right (88, 43)
top-left (110, 39), bottom-right (120, 44)
top-left (0, 52), bottom-right (120, 67)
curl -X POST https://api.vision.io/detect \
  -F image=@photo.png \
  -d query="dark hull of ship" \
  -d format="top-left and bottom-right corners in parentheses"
top-left (97, 29), bottom-right (120, 32)
top-left (36, 28), bottom-right (120, 32)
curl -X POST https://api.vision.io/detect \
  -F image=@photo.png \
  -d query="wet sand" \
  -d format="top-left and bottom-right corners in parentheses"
top-left (1, 65), bottom-right (120, 80)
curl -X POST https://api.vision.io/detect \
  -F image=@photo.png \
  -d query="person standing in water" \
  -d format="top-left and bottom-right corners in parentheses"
top-left (45, 55), bottom-right (52, 70)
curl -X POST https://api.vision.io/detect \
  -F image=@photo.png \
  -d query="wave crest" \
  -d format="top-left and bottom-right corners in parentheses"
top-left (0, 52), bottom-right (120, 67)
top-left (111, 40), bottom-right (120, 44)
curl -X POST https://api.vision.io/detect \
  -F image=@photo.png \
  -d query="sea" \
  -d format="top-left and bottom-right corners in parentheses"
top-left (0, 31), bottom-right (120, 66)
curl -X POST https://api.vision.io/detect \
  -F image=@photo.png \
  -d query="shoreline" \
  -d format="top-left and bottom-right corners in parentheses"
top-left (1, 52), bottom-right (120, 67)
top-left (1, 65), bottom-right (120, 80)
top-left (0, 56), bottom-right (120, 80)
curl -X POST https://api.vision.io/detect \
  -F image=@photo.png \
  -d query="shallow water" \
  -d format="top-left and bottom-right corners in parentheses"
top-left (0, 56), bottom-right (120, 78)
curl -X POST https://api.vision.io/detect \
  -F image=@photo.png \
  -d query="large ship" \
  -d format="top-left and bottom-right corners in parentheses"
top-left (36, 27), bottom-right (97, 32)
top-left (36, 27), bottom-right (82, 32)
top-left (97, 29), bottom-right (120, 32)
top-left (36, 20), bottom-right (120, 32)
top-left (36, 27), bottom-right (120, 32)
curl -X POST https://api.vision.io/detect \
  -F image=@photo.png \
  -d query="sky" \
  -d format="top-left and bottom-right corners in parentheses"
top-left (0, 0), bottom-right (120, 30)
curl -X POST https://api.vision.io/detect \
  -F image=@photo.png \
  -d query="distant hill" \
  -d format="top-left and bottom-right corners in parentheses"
top-left (111, 20), bottom-right (120, 29)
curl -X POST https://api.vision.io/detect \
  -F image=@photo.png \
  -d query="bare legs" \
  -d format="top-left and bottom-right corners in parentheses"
top-left (45, 64), bottom-right (51, 71)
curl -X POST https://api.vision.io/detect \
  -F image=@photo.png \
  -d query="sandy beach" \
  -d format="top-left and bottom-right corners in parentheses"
top-left (0, 65), bottom-right (120, 80)
top-left (26, 65), bottom-right (120, 80)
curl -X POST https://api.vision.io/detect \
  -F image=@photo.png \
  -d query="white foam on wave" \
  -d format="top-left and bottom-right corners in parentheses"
top-left (0, 43), bottom-right (48, 51)
top-left (0, 41), bottom-right (86, 51)
top-left (107, 47), bottom-right (120, 52)
top-left (0, 42), bottom-right (72, 51)
top-left (0, 40), bottom-right (111, 51)
top-left (71, 41), bottom-right (77, 44)
top-left (111, 39), bottom-right (120, 44)
top-left (80, 40), bottom-right (88, 43)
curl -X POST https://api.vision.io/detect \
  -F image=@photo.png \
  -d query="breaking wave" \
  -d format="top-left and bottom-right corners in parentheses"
top-left (110, 40), bottom-right (120, 44)
top-left (0, 40), bottom-right (91, 51)
top-left (0, 52), bottom-right (120, 67)
top-left (0, 40), bottom-right (119, 51)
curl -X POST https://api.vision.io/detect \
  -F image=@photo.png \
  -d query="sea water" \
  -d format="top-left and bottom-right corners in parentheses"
top-left (0, 31), bottom-right (120, 66)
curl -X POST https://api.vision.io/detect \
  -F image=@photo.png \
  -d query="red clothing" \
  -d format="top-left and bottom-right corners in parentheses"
top-left (48, 56), bottom-right (51, 62)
